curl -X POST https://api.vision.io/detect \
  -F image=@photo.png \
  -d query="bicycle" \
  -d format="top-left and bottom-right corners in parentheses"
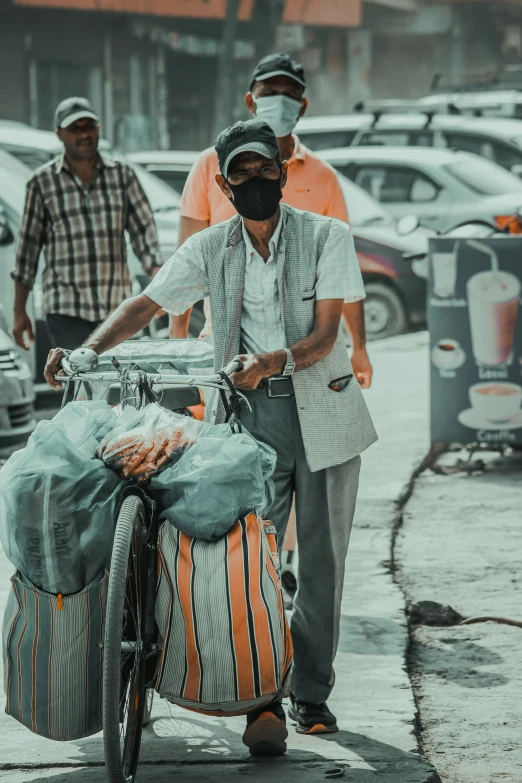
top-left (58, 341), bottom-right (244, 783)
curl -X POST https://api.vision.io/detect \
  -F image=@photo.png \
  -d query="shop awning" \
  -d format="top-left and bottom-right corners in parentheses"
top-left (13, 0), bottom-right (362, 25)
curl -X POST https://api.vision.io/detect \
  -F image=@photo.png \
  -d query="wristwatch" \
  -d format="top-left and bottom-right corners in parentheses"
top-left (282, 347), bottom-right (295, 377)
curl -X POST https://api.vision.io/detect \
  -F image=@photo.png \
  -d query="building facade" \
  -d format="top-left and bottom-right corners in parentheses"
top-left (1, 0), bottom-right (521, 152)
top-left (0, 0), bottom-right (362, 150)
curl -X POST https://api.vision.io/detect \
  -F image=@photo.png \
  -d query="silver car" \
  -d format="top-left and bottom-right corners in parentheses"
top-left (296, 112), bottom-right (522, 177)
top-left (316, 146), bottom-right (522, 233)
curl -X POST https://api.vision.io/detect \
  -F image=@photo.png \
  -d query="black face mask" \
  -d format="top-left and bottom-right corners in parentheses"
top-left (227, 175), bottom-right (282, 221)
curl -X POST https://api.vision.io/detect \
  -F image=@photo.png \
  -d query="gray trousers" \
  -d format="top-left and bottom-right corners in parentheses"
top-left (241, 389), bottom-right (361, 704)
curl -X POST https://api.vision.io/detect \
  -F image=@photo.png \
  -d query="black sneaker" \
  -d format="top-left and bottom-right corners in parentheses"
top-left (288, 693), bottom-right (338, 735)
top-left (242, 701), bottom-right (288, 756)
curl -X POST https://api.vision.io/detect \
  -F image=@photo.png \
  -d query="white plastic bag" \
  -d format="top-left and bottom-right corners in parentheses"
top-left (0, 418), bottom-right (122, 595)
top-left (149, 428), bottom-right (277, 540)
top-left (34, 400), bottom-right (118, 458)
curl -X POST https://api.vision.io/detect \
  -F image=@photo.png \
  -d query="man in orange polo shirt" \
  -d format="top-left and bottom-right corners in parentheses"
top-left (170, 52), bottom-right (372, 391)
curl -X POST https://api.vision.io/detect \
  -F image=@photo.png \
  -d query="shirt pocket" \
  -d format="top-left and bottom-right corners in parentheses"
top-left (302, 288), bottom-right (316, 301)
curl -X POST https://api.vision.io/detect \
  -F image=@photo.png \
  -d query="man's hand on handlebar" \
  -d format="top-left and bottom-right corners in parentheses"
top-left (231, 354), bottom-right (266, 391)
top-left (44, 348), bottom-right (67, 390)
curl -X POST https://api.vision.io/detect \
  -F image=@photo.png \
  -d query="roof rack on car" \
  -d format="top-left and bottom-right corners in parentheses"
top-left (431, 66), bottom-right (522, 92)
top-left (353, 99), bottom-right (461, 128)
top-left (353, 98), bottom-right (506, 124)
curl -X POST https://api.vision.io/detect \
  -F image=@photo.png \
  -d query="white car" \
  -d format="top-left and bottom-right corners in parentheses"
top-left (296, 111), bottom-right (522, 176)
top-left (316, 146), bottom-right (522, 233)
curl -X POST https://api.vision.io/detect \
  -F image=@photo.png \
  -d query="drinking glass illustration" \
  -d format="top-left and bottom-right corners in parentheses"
top-left (432, 243), bottom-right (459, 298)
top-left (466, 240), bottom-right (520, 366)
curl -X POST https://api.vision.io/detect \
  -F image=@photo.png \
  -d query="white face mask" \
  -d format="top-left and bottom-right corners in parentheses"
top-left (253, 94), bottom-right (302, 138)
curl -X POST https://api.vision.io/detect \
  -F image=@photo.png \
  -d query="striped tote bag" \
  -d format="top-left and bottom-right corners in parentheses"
top-left (155, 513), bottom-right (293, 716)
top-left (2, 571), bottom-right (108, 741)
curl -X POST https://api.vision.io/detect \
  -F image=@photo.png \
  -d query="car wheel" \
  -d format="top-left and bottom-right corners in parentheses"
top-left (364, 282), bottom-right (407, 341)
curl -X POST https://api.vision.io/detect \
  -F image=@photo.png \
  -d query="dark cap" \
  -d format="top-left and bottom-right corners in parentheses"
top-left (215, 120), bottom-right (279, 179)
top-left (249, 52), bottom-right (306, 91)
top-left (54, 97), bottom-right (99, 129)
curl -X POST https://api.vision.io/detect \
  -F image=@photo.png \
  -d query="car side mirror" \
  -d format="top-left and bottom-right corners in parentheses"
top-left (511, 164), bottom-right (522, 179)
top-left (0, 207), bottom-right (13, 245)
top-left (396, 215), bottom-right (420, 236)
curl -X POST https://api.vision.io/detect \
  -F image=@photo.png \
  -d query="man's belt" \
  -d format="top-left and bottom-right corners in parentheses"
top-left (257, 375), bottom-right (294, 398)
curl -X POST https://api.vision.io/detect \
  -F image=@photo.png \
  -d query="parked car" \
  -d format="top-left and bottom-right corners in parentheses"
top-left (335, 173), bottom-right (429, 339)
top-left (296, 110), bottom-right (522, 176)
top-left (317, 146), bottom-right (522, 234)
top-left (126, 150), bottom-right (199, 193)
top-left (0, 300), bottom-right (36, 446)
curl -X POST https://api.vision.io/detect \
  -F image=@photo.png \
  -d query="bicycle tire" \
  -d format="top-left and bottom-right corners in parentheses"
top-left (103, 495), bottom-right (148, 783)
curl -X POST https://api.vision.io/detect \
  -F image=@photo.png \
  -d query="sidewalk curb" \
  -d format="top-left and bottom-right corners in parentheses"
top-left (389, 445), bottom-right (443, 780)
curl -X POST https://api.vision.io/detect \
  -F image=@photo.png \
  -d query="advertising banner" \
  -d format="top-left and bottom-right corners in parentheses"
top-left (429, 237), bottom-right (522, 446)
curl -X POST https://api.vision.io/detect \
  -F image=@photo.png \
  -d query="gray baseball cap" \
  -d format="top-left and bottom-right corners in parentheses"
top-left (54, 97), bottom-right (99, 129)
top-left (215, 120), bottom-right (279, 179)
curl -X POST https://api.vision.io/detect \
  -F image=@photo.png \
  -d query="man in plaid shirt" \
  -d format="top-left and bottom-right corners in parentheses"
top-left (12, 97), bottom-right (163, 352)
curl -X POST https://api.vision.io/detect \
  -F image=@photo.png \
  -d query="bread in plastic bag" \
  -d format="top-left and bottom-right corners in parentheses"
top-left (99, 403), bottom-right (212, 482)
top-left (0, 412), bottom-right (122, 595)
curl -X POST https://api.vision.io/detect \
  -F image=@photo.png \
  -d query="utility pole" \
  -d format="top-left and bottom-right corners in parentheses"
top-left (252, 0), bottom-right (285, 60)
top-left (213, 0), bottom-right (241, 140)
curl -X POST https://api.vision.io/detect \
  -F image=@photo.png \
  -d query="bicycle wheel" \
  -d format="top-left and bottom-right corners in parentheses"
top-left (103, 495), bottom-right (149, 783)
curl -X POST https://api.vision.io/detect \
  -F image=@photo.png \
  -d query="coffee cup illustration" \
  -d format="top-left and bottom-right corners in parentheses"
top-left (469, 382), bottom-right (522, 423)
top-left (431, 338), bottom-right (466, 370)
top-left (466, 240), bottom-right (520, 366)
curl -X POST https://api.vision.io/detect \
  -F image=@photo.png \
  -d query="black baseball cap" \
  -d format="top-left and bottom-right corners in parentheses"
top-left (215, 120), bottom-right (279, 179)
top-left (54, 97), bottom-right (99, 129)
top-left (249, 52), bottom-right (306, 91)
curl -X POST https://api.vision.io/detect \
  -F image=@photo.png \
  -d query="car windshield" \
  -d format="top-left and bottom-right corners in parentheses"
top-left (129, 162), bottom-right (182, 212)
top-left (336, 172), bottom-right (391, 226)
top-left (444, 156), bottom-right (522, 195)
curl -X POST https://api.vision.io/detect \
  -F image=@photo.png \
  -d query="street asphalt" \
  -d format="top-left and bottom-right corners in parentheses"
top-left (0, 331), bottom-right (441, 782)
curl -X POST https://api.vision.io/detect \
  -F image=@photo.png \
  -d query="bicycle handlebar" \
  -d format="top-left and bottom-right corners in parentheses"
top-left (222, 358), bottom-right (244, 377)
top-left (57, 352), bottom-right (244, 391)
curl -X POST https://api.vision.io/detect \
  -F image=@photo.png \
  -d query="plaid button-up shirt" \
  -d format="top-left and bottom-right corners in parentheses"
top-left (12, 153), bottom-right (163, 323)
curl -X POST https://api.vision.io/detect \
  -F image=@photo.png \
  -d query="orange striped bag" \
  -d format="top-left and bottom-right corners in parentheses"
top-left (154, 513), bottom-right (293, 716)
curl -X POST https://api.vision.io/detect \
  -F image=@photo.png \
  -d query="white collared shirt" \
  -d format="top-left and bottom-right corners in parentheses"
top-left (145, 210), bottom-right (365, 355)
top-left (240, 213), bottom-right (285, 355)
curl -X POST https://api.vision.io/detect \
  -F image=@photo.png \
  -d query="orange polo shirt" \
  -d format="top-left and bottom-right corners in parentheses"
top-left (179, 135), bottom-right (349, 225)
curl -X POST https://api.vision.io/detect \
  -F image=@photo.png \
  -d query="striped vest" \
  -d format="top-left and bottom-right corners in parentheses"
top-left (200, 204), bottom-right (377, 472)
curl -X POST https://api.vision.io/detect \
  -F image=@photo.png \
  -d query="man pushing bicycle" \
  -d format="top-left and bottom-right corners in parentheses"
top-left (45, 119), bottom-right (377, 756)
